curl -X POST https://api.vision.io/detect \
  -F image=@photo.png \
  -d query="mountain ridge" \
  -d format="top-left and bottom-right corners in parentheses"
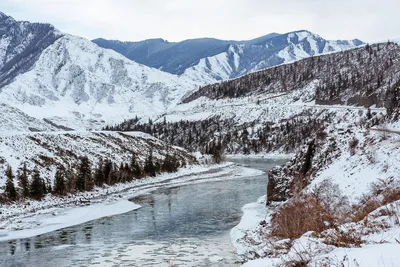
top-left (0, 11), bottom-right (199, 131)
top-left (93, 30), bottom-right (364, 81)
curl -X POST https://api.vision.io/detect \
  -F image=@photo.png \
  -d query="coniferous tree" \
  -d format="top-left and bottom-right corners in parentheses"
top-left (143, 150), bottom-right (156, 177)
top-left (30, 168), bottom-right (45, 200)
top-left (77, 156), bottom-right (92, 191)
top-left (17, 162), bottom-right (30, 199)
top-left (65, 166), bottom-right (77, 193)
top-left (94, 158), bottom-right (105, 186)
top-left (5, 166), bottom-right (17, 201)
top-left (102, 159), bottom-right (113, 185)
top-left (162, 153), bottom-right (179, 173)
top-left (130, 154), bottom-right (142, 178)
top-left (53, 167), bottom-right (67, 195)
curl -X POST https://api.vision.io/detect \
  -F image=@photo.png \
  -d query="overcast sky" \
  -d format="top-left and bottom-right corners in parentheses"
top-left (0, 0), bottom-right (398, 43)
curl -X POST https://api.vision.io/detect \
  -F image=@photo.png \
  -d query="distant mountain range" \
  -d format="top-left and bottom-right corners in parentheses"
top-left (93, 32), bottom-right (364, 82)
top-left (0, 10), bottom-right (364, 131)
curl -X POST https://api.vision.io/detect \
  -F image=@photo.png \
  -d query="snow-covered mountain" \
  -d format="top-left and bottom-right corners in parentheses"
top-left (0, 11), bottom-right (62, 88)
top-left (0, 11), bottom-right (364, 132)
top-left (0, 12), bottom-right (198, 131)
top-left (94, 31), bottom-right (364, 82)
top-left (182, 31), bottom-right (364, 83)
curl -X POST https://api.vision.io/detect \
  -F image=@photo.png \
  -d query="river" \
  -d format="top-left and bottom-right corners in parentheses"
top-left (0, 158), bottom-right (286, 267)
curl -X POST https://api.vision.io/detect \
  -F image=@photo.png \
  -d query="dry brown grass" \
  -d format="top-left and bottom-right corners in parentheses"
top-left (271, 180), bottom-right (350, 239)
top-left (322, 229), bottom-right (364, 248)
top-left (352, 180), bottom-right (400, 222)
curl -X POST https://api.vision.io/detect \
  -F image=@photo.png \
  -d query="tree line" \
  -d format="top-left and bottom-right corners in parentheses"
top-left (1, 151), bottom-right (182, 203)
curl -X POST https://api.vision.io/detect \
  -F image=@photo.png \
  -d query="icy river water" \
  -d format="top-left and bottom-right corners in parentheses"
top-left (1, 158), bottom-right (286, 267)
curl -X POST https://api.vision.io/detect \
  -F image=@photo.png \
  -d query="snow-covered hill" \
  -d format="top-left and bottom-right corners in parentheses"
top-left (95, 31), bottom-right (363, 83)
top-left (0, 103), bottom-right (60, 132)
top-left (0, 131), bottom-right (195, 187)
top-left (0, 12), bottom-right (199, 131)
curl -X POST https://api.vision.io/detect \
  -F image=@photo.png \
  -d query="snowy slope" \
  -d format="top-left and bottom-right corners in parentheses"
top-left (233, 115), bottom-right (400, 267)
top-left (0, 11), bottom-right (61, 88)
top-left (0, 103), bottom-right (59, 132)
top-left (0, 131), bottom-right (195, 187)
top-left (0, 33), bottom-right (198, 131)
top-left (183, 31), bottom-right (363, 82)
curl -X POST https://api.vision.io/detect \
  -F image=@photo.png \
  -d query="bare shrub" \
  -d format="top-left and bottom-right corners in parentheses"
top-left (271, 180), bottom-right (350, 239)
top-left (382, 187), bottom-right (400, 204)
top-left (322, 228), bottom-right (364, 248)
top-left (352, 180), bottom-right (400, 222)
top-left (352, 196), bottom-right (381, 222)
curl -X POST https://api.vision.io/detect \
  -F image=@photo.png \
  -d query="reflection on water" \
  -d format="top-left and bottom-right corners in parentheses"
top-left (0, 158), bottom-right (286, 267)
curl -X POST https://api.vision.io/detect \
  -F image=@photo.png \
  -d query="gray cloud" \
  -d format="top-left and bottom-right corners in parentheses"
top-left (0, 0), bottom-right (398, 42)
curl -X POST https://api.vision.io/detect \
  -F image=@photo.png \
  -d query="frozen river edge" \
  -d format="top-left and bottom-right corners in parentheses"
top-left (0, 162), bottom-right (264, 242)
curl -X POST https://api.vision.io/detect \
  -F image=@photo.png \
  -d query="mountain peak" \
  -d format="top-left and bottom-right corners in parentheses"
top-left (0, 11), bottom-right (12, 21)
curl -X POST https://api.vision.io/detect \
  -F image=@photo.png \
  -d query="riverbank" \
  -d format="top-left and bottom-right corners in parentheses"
top-left (227, 152), bottom-right (294, 160)
top-left (0, 162), bottom-right (263, 242)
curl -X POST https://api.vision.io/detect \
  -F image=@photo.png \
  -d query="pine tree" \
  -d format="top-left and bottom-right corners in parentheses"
top-left (65, 166), bottom-right (77, 193)
top-left (5, 166), bottom-right (17, 201)
top-left (130, 154), bottom-right (142, 179)
top-left (162, 153), bottom-right (179, 173)
top-left (30, 168), bottom-right (45, 200)
top-left (94, 158), bottom-right (105, 186)
top-left (77, 156), bottom-right (92, 191)
top-left (17, 162), bottom-right (29, 199)
top-left (53, 167), bottom-right (67, 195)
top-left (102, 159), bottom-right (113, 185)
top-left (143, 150), bottom-right (156, 177)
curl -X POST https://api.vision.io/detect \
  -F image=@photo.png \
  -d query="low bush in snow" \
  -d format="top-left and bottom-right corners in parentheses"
top-left (271, 180), bottom-right (350, 239)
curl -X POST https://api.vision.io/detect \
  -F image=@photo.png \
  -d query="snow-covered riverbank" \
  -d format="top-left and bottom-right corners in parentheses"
top-left (227, 153), bottom-right (294, 160)
top-left (0, 162), bottom-right (263, 242)
top-left (232, 196), bottom-right (400, 267)
top-left (230, 195), bottom-right (269, 258)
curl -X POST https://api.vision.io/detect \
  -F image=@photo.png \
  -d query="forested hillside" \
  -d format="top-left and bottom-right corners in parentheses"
top-left (108, 43), bottom-right (395, 156)
top-left (184, 42), bottom-right (400, 110)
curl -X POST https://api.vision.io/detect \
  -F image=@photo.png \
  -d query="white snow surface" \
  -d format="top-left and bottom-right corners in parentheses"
top-left (0, 199), bottom-right (140, 241)
top-left (230, 195), bottom-right (268, 257)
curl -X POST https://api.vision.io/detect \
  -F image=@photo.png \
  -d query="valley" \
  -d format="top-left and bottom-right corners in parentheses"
top-left (0, 8), bottom-right (399, 267)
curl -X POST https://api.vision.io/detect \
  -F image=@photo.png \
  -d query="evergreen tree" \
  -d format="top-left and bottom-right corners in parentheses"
top-left (94, 158), bottom-right (105, 186)
top-left (102, 159), bottom-right (113, 185)
top-left (161, 153), bottom-right (179, 173)
top-left (64, 166), bottom-right (75, 193)
top-left (211, 142), bottom-right (225, 164)
top-left (130, 154), bottom-right (142, 178)
top-left (5, 166), bottom-right (17, 201)
top-left (53, 167), bottom-right (67, 195)
top-left (17, 162), bottom-right (29, 199)
top-left (77, 156), bottom-right (92, 191)
top-left (30, 168), bottom-right (45, 200)
top-left (143, 150), bottom-right (156, 177)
